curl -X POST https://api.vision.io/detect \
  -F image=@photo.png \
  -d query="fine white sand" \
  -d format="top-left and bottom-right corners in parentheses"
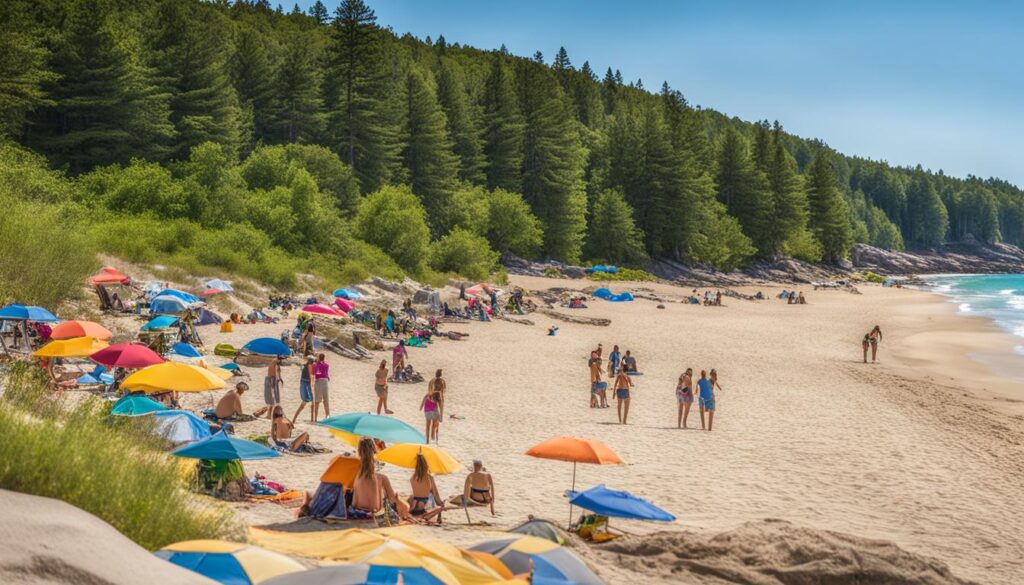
top-left (178, 277), bottom-right (1024, 585)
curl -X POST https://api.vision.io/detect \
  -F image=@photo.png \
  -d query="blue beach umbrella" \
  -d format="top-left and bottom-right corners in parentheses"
top-left (110, 395), bottom-right (168, 416)
top-left (469, 536), bottom-right (602, 585)
top-left (151, 410), bottom-right (212, 443)
top-left (155, 289), bottom-right (202, 304)
top-left (242, 337), bottom-right (292, 357)
top-left (219, 362), bottom-right (241, 372)
top-left (264, 560), bottom-right (456, 585)
top-left (156, 540), bottom-right (305, 585)
top-left (320, 413), bottom-right (426, 444)
top-left (150, 295), bottom-right (190, 314)
top-left (333, 288), bottom-right (363, 300)
top-left (169, 342), bottom-right (203, 358)
top-left (0, 303), bottom-right (59, 322)
top-left (568, 484), bottom-right (675, 521)
top-left (141, 315), bottom-right (180, 330)
top-left (172, 430), bottom-right (280, 461)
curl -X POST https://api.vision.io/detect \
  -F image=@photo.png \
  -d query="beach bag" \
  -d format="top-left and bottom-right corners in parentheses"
top-left (214, 343), bottom-right (238, 357)
top-left (220, 321), bottom-right (233, 333)
top-left (309, 482), bottom-right (347, 519)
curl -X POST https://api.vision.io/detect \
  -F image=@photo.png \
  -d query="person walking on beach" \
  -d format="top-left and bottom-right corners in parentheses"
top-left (613, 368), bottom-right (634, 424)
top-left (293, 356), bottom-right (315, 422)
top-left (697, 370), bottom-right (716, 431)
top-left (421, 389), bottom-right (442, 443)
top-left (428, 369), bottom-right (447, 418)
top-left (862, 333), bottom-right (871, 363)
top-left (589, 352), bottom-right (606, 408)
top-left (375, 360), bottom-right (392, 414)
top-left (264, 355), bottom-right (283, 419)
top-left (312, 353), bottom-right (330, 421)
top-left (392, 340), bottom-right (408, 379)
top-left (869, 325), bottom-right (882, 362)
top-left (676, 368), bottom-right (694, 428)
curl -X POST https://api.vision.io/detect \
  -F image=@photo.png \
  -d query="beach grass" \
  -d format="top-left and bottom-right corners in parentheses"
top-left (0, 364), bottom-right (243, 550)
top-left (587, 268), bottom-right (657, 282)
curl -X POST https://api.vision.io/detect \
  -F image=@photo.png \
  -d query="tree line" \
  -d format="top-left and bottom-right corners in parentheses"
top-left (2, 0), bottom-right (1022, 280)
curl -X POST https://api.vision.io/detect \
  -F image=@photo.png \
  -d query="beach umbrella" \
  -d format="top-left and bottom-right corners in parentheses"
top-left (141, 315), bottom-right (180, 331)
top-left (469, 536), bottom-right (602, 585)
top-left (320, 413), bottom-right (426, 445)
top-left (201, 362), bottom-right (233, 380)
top-left (89, 267), bottom-right (130, 286)
top-left (525, 436), bottom-right (624, 525)
top-left (567, 484), bottom-right (676, 522)
top-left (91, 342), bottom-right (164, 368)
top-left (172, 430), bottom-right (280, 461)
top-left (150, 295), bottom-right (191, 314)
top-left (205, 279), bottom-right (234, 292)
top-left (151, 410), bottom-right (213, 443)
top-left (302, 304), bottom-right (346, 318)
top-left (333, 288), bottom-right (363, 300)
top-left (263, 552), bottom-right (456, 585)
top-left (32, 336), bottom-right (108, 358)
top-left (319, 455), bottom-right (361, 486)
top-left (220, 362), bottom-right (241, 372)
top-left (121, 362), bottom-right (226, 393)
top-left (242, 337), bottom-right (292, 357)
top-left (508, 519), bottom-right (564, 545)
top-left (334, 298), bottom-right (356, 313)
top-left (110, 395), bottom-right (167, 416)
top-left (0, 303), bottom-right (59, 322)
top-left (376, 444), bottom-right (461, 475)
top-left (155, 540), bottom-right (303, 584)
top-left (50, 320), bottom-right (113, 341)
top-left (200, 288), bottom-right (223, 297)
top-left (464, 284), bottom-right (493, 297)
top-left (155, 289), bottom-right (203, 304)
top-left (169, 342), bottom-right (203, 359)
top-left (77, 366), bottom-right (114, 386)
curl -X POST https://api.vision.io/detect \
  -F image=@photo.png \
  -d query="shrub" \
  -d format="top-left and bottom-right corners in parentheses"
top-left (543, 266), bottom-right (565, 279)
top-left (429, 228), bottom-right (500, 281)
top-left (588, 268), bottom-right (657, 282)
top-left (0, 365), bottom-right (241, 550)
top-left (355, 185), bottom-right (431, 272)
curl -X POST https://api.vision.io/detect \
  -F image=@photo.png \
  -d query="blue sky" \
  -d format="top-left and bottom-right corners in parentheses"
top-left (296, 1), bottom-right (1023, 187)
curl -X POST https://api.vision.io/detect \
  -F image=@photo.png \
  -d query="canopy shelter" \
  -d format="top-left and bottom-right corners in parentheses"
top-left (150, 295), bottom-right (191, 315)
top-left (242, 337), bottom-right (291, 357)
top-left (89, 267), bottom-right (131, 286)
top-left (171, 430), bottom-right (280, 461)
top-left (155, 540), bottom-right (303, 585)
top-left (525, 436), bottom-right (624, 525)
top-left (154, 289), bottom-right (202, 304)
top-left (204, 279), bottom-right (234, 293)
top-left (141, 315), bottom-right (179, 331)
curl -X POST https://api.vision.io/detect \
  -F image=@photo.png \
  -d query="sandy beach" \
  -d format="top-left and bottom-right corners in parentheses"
top-left (179, 276), bottom-right (1024, 584)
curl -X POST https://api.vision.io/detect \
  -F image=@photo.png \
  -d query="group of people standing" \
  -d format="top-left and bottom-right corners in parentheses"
top-left (675, 368), bottom-right (723, 431)
top-left (861, 325), bottom-right (883, 363)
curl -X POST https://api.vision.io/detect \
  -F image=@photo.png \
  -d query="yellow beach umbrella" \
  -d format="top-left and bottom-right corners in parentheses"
top-left (198, 360), bottom-right (233, 381)
top-left (33, 336), bottom-right (108, 358)
top-left (327, 428), bottom-right (361, 447)
top-left (121, 361), bottom-right (226, 393)
top-left (156, 539), bottom-right (305, 584)
top-left (377, 443), bottom-right (462, 475)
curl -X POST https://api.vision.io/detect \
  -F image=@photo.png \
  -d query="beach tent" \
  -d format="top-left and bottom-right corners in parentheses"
top-left (263, 560), bottom-right (455, 585)
top-left (88, 267), bottom-right (131, 286)
top-left (155, 541), bottom-right (303, 585)
top-left (141, 315), bottom-right (179, 331)
top-left (607, 292), bottom-right (634, 302)
top-left (33, 336), bottom-right (108, 358)
top-left (334, 297), bottom-right (356, 313)
top-left (509, 519), bottom-right (564, 544)
top-left (195, 308), bottom-right (223, 326)
top-left (568, 484), bottom-right (675, 522)
top-left (470, 536), bottom-right (602, 585)
top-left (155, 289), bottom-right (202, 304)
top-left (51, 320), bottom-right (113, 340)
top-left (121, 362), bottom-right (225, 393)
top-left (320, 413), bottom-right (426, 444)
top-left (242, 337), bottom-right (291, 357)
top-left (333, 288), bottom-right (363, 300)
top-left (150, 295), bottom-right (190, 315)
top-left (0, 304), bottom-right (59, 322)
top-left (169, 342), bottom-right (202, 359)
top-left (586, 265), bottom-right (618, 274)
top-left (204, 279), bottom-right (234, 293)
top-left (151, 410), bottom-right (212, 443)
top-left (110, 395), bottom-right (167, 416)
top-left (171, 430), bottom-right (279, 461)
top-left (91, 343), bottom-right (164, 368)
top-left (591, 288), bottom-right (612, 300)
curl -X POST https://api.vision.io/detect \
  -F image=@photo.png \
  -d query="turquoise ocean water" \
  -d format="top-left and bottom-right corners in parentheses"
top-left (924, 274), bottom-right (1024, 354)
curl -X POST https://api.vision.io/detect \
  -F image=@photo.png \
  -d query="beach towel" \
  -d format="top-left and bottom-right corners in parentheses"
top-left (249, 490), bottom-right (303, 503)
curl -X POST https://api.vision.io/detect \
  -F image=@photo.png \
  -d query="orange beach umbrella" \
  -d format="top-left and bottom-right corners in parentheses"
top-left (50, 320), bottom-right (113, 341)
top-left (526, 436), bottom-right (624, 525)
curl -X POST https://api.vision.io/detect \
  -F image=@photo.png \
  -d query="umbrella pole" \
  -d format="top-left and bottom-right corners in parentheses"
top-left (568, 462), bottom-right (576, 527)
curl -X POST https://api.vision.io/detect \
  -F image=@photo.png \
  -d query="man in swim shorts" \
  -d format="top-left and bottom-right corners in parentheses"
top-left (697, 369), bottom-right (715, 431)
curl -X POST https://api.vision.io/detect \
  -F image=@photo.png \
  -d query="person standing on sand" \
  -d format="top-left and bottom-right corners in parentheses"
top-left (589, 352), bottom-right (606, 408)
top-left (375, 360), bottom-right (392, 414)
top-left (312, 353), bottom-right (330, 421)
top-left (421, 389), bottom-right (441, 443)
top-left (869, 325), bottom-right (882, 362)
top-left (392, 340), bottom-right (408, 379)
top-left (264, 356), bottom-right (283, 419)
top-left (428, 369), bottom-right (447, 418)
top-left (293, 356), bottom-right (315, 422)
top-left (608, 345), bottom-right (621, 377)
top-left (676, 368), bottom-right (694, 428)
top-left (613, 368), bottom-right (634, 424)
top-left (862, 333), bottom-right (871, 363)
top-left (697, 370), bottom-right (716, 431)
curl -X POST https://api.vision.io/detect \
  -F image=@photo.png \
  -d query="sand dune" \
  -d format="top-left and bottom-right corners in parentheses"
top-left (179, 277), bottom-right (1024, 584)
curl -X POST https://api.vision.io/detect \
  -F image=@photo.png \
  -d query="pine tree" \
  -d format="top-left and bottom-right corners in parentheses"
top-left (751, 120), bottom-right (771, 169)
top-left (268, 34), bottom-right (322, 144)
top-left (805, 151), bottom-right (854, 262)
top-left (763, 122), bottom-right (809, 256)
top-left (552, 46), bottom-right (572, 90)
top-left (601, 67), bottom-right (617, 114)
top-left (435, 58), bottom-right (485, 184)
top-left (151, 1), bottom-right (244, 158)
top-left (230, 25), bottom-right (276, 148)
top-left (904, 169), bottom-right (949, 246)
top-left (518, 61), bottom-right (587, 261)
top-left (0, 6), bottom-right (56, 140)
top-left (715, 129), bottom-right (773, 256)
top-left (573, 61), bottom-right (602, 127)
top-left (481, 56), bottom-right (523, 192)
top-left (586, 189), bottom-right (647, 264)
top-left (401, 67), bottom-right (460, 235)
top-left (309, 0), bottom-right (329, 24)
top-left (660, 83), bottom-right (712, 170)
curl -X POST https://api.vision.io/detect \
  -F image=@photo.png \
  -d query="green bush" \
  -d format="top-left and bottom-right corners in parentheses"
top-left (355, 185), bottom-right (431, 272)
top-left (0, 365), bottom-right (241, 550)
top-left (588, 268), bottom-right (657, 282)
top-left (862, 271), bottom-right (887, 283)
top-left (543, 266), bottom-right (565, 279)
top-left (429, 228), bottom-right (500, 281)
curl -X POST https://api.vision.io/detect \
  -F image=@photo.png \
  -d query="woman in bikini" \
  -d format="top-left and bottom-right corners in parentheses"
top-left (676, 368), bottom-right (694, 429)
top-left (408, 454), bottom-right (445, 524)
top-left (449, 459), bottom-right (496, 516)
top-left (613, 368), bottom-right (634, 424)
top-left (350, 438), bottom-right (399, 518)
top-left (421, 389), bottom-right (442, 444)
top-left (270, 406), bottom-right (309, 452)
top-left (862, 333), bottom-right (871, 363)
top-left (869, 325), bottom-right (882, 362)
top-left (428, 370), bottom-right (447, 417)
top-left (375, 360), bottom-right (392, 414)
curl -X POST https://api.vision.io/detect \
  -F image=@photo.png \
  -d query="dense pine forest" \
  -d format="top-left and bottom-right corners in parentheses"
top-left (2, 0), bottom-right (1023, 299)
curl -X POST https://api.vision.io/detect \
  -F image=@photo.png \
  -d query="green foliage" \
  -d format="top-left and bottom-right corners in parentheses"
top-left (588, 268), bottom-right (656, 282)
top-left (0, 365), bottom-right (241, 550)
top-left (436, 58), bottom-right (485, 184)
top-left (715, 129), bottom-right (773, 256)
top-left (428, 227), bottom-right (499, 280)
top-left (805, 152), bottom-right (854, 262)
top-left (485, 188), bottom-right (543, 257)
top-left (482, 57), bottom-right (524, 193)
top-left (862, 271), bottom-right (887, 283)
top-left (355, 185), bottom-right (430, 272)
top-left (782, 227), bottom-right (823, 263)
top-left (585, 189), bottom-right (648, 265)
top-left (0, 7), bottom-right (56, 139)
top-left (904, 170), bottom-right (949, 247)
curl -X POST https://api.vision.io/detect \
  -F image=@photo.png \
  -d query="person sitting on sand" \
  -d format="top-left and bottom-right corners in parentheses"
top-left (613, 368), bottom-right (634, 424)
top-left (697, 370), bottom-right (716, 431)
top-left (350, 437), bottom-right (400, 518)
top-left (421, 389), bottom-right (442, 444)
top-left (869, 325), bottom-right (882, 362)
top-left (270, 406), bottom-right (309, 452)
top-left (408, 454), bottom-right (445, 524)
top-left (622, 351), bottom-right (638, 374)
top-left (449, 459), bottom-right (495, 516)
top-left (215, 382), bottom-right (259, 420)
top-left (676, 368), bottom-right (694, 429)
top-left (375, 360), bottom-right (393, 414)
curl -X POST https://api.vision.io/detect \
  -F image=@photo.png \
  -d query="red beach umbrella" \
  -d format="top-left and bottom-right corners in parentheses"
top-left (91, 342), bottom-right (165, 369)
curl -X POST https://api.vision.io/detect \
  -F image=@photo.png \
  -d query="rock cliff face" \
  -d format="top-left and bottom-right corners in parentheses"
top-left (850, 242), bottom-right (1024, 275)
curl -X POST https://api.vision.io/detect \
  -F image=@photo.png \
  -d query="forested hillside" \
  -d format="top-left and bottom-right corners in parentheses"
top-left (2, 0), bottom-right (1022, 296)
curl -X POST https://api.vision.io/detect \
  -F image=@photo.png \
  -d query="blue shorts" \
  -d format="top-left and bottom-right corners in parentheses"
top-left (616, 388), bottom-right (630, 400)
top-left (699, 397), bottom-right (715, 411)
top-left (299, 379), bottom-right (313, 402)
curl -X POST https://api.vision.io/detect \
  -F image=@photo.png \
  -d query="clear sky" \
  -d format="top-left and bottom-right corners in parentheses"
top-left (295, 0), bottom-right (1023, 187)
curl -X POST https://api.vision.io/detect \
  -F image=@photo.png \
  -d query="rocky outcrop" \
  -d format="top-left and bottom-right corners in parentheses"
top-left (851, 242), bottom-right (1024, 275)
top-left (503, 254), bottom-right (588, 279)
top-left (651, 257), bottom-right (845, 286)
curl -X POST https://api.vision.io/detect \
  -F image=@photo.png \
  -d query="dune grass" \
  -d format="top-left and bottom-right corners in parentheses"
top-left (0, 364), bottom-right (243, 550)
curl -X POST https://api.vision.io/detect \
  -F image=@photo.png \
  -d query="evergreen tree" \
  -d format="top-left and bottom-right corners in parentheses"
top-left (481, 56), bottom-right (523, 192)
top-left (763, 122), bottom-right (809, 256)
top-left (400, 67), bottom-right (460, 234)
top-left (904, 169), bottom-right (949, 246)
top-left (715, 129), bottom-right (773, 256)
top-left (518, 61), bottom-right (587, 261)
top-left (309, 0), bottom-right (329, 24)
top-left (151, 1), bottom-right (244, 158)
top-left (805, 151), bottom-right (854, 262)
top-left (268, 34), bottom-right (322, 144)
top-left (230, 26), bottom-right (276, 146)
top-left (573, 61), bottom-right (603, 127)
top-left (0, 6), bottom-right (56, 140)
top-left (601, 67), bottom-right (618, 114)
top-left (752, 120), bottom-right (771, 169)
top-left (586, 189), bottom-right (647, 264)
top-left (552, 46), bottom-right (573, 90)
top-left (435, 58), bottom-right (485, 184)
